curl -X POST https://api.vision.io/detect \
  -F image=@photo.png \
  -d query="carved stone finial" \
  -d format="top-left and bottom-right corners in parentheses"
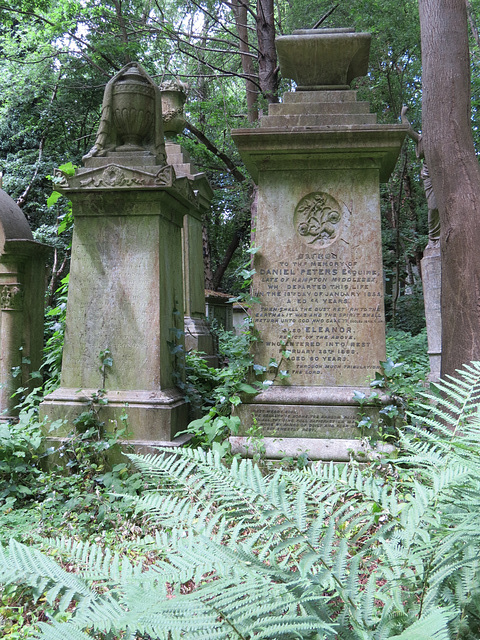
top-left (83, 62), bottom-right (166, 164)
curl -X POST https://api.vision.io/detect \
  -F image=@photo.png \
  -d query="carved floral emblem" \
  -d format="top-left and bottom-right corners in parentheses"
top-left (294, 191), bottom-right (342, 247)
top-left (102, 166), bottom-right (129, 187)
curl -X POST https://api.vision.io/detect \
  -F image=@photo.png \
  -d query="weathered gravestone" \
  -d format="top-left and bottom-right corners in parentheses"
top-left (231, 28), bottom-right (407, 460)
top-left (401, 106), bottom-right (441, 382)
top-left (0, 190), bottom-right (49, 419)
top-left (160, 79), bottom-right (216, 364)
top-left (40, 63), bottom-right (203, 449)
top-left (422, 244), bottom-right (441, 382)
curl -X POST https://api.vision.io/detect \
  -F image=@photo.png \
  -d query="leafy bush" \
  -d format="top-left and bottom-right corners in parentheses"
top-left (3, 363), bottom-right (480, 638)
top-left (0, 410), bottom-right (44, 507)
top-left (181, 325), bottom-right (260, 453)
top-left (42, 274), bottom-right (68, 395)
top-left (386, 327), bottom-right (429, 376)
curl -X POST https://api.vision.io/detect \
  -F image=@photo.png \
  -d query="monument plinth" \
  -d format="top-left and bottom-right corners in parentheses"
top-left (40, 63), bottom-right (198, 449)
top-left (231, 29), bottom-right (407, 460)
top-left (160, 78), bottom-right (216, 364)
top-left (0, 191), bottom-right (49, 419)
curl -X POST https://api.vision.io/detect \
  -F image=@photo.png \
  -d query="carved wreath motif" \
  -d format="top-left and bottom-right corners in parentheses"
top-left (162, 107), bottom-right (184, 123)
top-left (79, 166), bottom-right (147, 188)
top-left (0, 284), bottom-right (23, 310)
top-left (294, 191), bottom-right (342, 247)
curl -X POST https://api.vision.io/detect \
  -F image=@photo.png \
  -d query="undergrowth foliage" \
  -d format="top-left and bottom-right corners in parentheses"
top-left (2, 363), bottom-right (480, 638)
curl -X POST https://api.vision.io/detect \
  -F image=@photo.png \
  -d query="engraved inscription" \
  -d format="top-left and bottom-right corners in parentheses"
top-left (254, 250), bottom-right (384, 381)
top-left (294, 192), bottom-right (342, 247)
top-left (250, 405), bottom-right (360, 438)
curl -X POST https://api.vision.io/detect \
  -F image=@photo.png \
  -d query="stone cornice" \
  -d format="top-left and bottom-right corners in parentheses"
top-left (232, 125), bottom-right (408, 183)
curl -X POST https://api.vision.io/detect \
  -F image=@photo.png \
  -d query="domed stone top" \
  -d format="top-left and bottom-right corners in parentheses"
top-left (0, 189), bottom-right (33, 248)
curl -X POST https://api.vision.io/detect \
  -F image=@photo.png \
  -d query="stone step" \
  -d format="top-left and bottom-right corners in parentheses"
top-left (260, 113), bottom-right (377, 127)
top-left (268, 101), bottom-right (371, 116)
top-left (282, 90), bottom-right (357, 103)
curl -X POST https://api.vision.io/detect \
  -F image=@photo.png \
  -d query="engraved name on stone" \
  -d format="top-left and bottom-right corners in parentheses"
top-left (250, 406), bottom-right (359, 436)
top-left (254, 250), bottom-right (383, 375)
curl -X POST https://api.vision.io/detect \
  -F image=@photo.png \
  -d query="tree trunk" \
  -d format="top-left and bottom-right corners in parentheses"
top-left (419, 0), bottom-right (480, 376)
top-left (231, 0), bottom-right (259, 121)
top-left (256, 0), bottom-right (278, 103)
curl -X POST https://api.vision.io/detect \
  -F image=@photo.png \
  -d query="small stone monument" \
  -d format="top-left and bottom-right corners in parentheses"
top-left (40, 63), bottom-right (202, 448)
top-left (160, 79), bottom-right (216, 364)
top-left (0, 190), bottom-right (49, 419)
top-left (231, 28), bottom-right (407, 460)
top-left (401, 106), bottom-right (441, 382)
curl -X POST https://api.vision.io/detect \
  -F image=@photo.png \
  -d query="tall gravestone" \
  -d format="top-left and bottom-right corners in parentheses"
top-left (0, 190), bottom-right (49, 419)
top-left (40, 63), bottom-right (199, 448)
top-left (231, 29), bottom-right (407, 460)
top-left (422, 245), bottom-right (441, 381)
top-left (160, 80), bottom-right (216, 363)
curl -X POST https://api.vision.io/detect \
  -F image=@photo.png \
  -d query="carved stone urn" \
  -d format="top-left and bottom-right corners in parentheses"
top-left (160, 79), bottom-right (187, 139)
top-left (276, 28), bottom-right (371, 90)
top-left (112, 65), bottom-right (156, 151)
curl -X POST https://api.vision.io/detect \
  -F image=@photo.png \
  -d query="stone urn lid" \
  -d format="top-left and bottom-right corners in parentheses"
top-left (276, 28), bottom-right (371, 90)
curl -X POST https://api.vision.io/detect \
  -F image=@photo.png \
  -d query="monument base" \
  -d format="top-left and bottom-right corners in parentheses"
top-left (233, 385), bottom-right (388, 461)
top-left (44, 434), bottom-right (192, 466)
top-left (39, 387), bottom-right (189, 443)
top-left (230, 436), bottom-right (396, 462)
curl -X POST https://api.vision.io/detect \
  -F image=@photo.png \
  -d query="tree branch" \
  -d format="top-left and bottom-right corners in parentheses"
top-left (184, 121), bottom-right (247, 184)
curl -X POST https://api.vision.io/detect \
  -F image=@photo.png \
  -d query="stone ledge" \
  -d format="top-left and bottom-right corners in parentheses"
top-left (230, 435), bottom-right (396, 461)
top-left (246, 385), bottom-right (387, 405)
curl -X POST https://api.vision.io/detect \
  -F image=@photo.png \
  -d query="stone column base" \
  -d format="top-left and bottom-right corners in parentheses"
top-left (39, 387), bottom-right (189, 444)
top-left (184, 315), bottom-right (218, 366)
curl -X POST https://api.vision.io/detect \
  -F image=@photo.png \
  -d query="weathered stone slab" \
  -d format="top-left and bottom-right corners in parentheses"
top-left (230, 436), bottom-right (396, 461)
top-left (251, 169), bottom-right (385, 387)
top-left (421, 244), bottom-right (441, 381)
top-left (260, 113), bottom-right (377, 127)
top-left (268, 101), bottom-right (371, 116)
top-left (0, 190), bottom-right (49, 419)
top-left (39, 183), bottom-right (190, 443)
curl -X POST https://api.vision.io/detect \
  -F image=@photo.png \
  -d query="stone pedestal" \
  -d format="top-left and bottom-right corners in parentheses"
top-left (231, 29), bottom-right (406, 461)
top-left (39, 161), bottom-right (196, 446)
top-left (165, 142), bottom-right (216, 365)
top-left (0, 190), bottom-right (49, 419)
top-left (421, 243), bottom-right (441, 382)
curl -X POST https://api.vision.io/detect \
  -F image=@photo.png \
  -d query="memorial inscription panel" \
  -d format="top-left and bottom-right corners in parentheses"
top-left (248, 404), bottom-right (370, 439)
top-left (252, 172), bottom-right (386, 387)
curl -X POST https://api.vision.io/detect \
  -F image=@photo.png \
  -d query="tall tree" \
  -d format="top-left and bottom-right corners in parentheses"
top-left (418, 0), bottom-right (480, 376)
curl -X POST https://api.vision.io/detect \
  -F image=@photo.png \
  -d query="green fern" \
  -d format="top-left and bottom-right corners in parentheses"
top-left (4, 363), bottom-right (480, 638)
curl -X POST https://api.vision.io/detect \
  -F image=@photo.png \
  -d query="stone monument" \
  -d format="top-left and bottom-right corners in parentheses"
top-left (160, 79), bottom-right (216, 364)
top-left (231, 28), bottom-right (407, 460)
top-left (40, 63), bottom-right (200, 448)
top-left (401, 106), bottom-right (441, 382)
top-left (0, 190), bottom-right (49, 419)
